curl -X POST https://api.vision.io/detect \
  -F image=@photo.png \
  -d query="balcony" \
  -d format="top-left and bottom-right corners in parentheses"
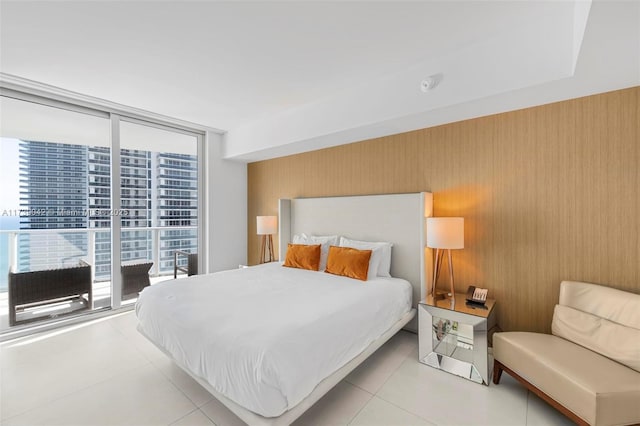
top-left (0, 226), bottom-right (197, 333)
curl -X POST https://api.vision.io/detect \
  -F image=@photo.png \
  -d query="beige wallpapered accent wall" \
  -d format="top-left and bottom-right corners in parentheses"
top-left (247, 87), bottom-right (639, 333)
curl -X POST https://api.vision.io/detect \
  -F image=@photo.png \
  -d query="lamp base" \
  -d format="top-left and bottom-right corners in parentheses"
top-left (431, 248), bottom-right (456, 302)
top-left (432, 290), bottom-right (450, 300)
top-left (259, 234), bottom-right (275, 264)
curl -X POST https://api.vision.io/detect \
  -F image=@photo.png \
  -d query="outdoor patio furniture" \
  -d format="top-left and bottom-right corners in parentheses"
top-left (173, 250), bottom-right (198, 279)
top-left (8, 260), bottom-right (92, 326)
top-left (121, 260), bottom-right (153, 300)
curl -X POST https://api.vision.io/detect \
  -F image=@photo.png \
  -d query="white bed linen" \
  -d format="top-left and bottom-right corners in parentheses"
top-left (135, 262), bottom-right (411, 417)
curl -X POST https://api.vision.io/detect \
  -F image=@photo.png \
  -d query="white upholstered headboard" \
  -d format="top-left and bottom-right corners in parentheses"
top-left (279, 193), bottom-right (433, 330)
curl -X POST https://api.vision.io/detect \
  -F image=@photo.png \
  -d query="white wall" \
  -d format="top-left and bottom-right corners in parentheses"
top-left (206, 131), bottom-right (247, 272)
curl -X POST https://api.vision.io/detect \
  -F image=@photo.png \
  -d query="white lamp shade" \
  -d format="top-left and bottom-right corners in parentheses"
top-left (426, 217), bottom-right (464, 249)
top-left (257, 216), bottom-right (277, 235)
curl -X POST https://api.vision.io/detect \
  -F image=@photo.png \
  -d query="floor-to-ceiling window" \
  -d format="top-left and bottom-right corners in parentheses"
top-left (0, 96), bottom-right (112, 329)
top-left (0, 89), bottom-right (203, 334)
top-left (119, 120), bottom-right (199, 305)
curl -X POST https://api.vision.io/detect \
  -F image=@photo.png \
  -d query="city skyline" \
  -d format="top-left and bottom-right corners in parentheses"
top-left (0, 138), bottom-right (198, 291)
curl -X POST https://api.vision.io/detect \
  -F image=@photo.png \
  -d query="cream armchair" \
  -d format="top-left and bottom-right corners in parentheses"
top-left (493, 281), bottom-right (640, 426)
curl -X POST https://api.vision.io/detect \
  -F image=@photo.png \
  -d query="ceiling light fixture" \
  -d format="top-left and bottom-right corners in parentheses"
top-left (421, 73), bottom-right (443, 92)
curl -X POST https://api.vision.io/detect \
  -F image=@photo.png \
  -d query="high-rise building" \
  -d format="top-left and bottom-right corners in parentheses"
top-left (18, 141), bottom-right (88, 271)
top-left (156, 153), bottom-right (198, 272)
top-left (18, 141), bottom-right (197, 279)
top-left (87, 146), bottom-right (112, 278)
top-left (88, 147), bottom-right (154, 279)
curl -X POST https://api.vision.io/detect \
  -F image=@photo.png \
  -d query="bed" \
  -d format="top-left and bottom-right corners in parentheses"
top-left (136, 192), bottom-right (433, 425)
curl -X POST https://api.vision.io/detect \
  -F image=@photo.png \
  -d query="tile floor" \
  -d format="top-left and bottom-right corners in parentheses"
top-left (0, 311), bottom-right (573, 426)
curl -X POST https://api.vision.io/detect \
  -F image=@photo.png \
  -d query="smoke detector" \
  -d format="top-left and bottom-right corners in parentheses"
top-left (420, 73), bottom-right (443, 92)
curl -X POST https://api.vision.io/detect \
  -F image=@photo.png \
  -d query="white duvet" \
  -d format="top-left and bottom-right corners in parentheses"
top-left (135, 262), bottom-right (412, 417)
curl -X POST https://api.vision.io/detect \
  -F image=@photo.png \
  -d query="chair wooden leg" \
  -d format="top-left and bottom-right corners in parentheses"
top-left (493, 359), bottom-right (503, 384)
top-left (493, 359), bottom-right (589, 426)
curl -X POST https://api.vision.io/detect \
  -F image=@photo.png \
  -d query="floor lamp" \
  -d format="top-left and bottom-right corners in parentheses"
top-left (257, 215), bottom-right (277, 263)
top-left (426, 217), bottom-right (464, 301)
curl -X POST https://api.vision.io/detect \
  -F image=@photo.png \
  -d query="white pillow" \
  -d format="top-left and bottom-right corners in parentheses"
top-left (292, 233), bottom-right (308, 243)
top-left (339, 237), bottom-right (393, 277)
top-left (292, 234), bottom-right (339, 271)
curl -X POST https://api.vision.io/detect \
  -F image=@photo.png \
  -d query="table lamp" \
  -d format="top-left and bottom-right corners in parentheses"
top-left (257, 215), bottom-right (277, 263)
top-left (426, 217), bottom-right (464, 301)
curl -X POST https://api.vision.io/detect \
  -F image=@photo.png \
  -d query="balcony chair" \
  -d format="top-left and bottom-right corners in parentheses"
top-left (8, 261), bottom-right (92, 326)
top-left (173, 250), bottom-right (198, 279)
top-left (121, 260), bottom-right (153, 300)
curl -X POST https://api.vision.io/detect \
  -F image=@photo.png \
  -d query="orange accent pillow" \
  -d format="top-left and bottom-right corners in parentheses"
top-left (325, 246), bottom-right (372, 281)
top-left (283, 243), bottom-right (321, 271)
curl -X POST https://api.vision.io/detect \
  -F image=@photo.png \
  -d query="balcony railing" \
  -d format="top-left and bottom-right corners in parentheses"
top-left (1, 226), bottom-right (197, 286)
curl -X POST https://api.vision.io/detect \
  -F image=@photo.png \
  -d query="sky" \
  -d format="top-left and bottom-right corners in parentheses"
top-left (0, 138), bottom-right (20, 230)
top-left (0, 138), bottom-right (19, 288)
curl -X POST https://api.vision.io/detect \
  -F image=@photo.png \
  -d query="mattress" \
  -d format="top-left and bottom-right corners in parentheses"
top-left (135, 262), bottom-right (412, 417)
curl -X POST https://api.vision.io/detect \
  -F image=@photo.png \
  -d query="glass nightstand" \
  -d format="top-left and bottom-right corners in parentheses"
top-left (418, 293), bottom-right (496, 385)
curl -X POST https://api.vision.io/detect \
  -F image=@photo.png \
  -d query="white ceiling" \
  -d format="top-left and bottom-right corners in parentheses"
top-left (1, 1), bottom-right (638, 162)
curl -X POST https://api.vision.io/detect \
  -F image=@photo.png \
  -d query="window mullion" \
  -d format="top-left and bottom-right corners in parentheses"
top-left (110, 114), bottom-right (122, 308)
